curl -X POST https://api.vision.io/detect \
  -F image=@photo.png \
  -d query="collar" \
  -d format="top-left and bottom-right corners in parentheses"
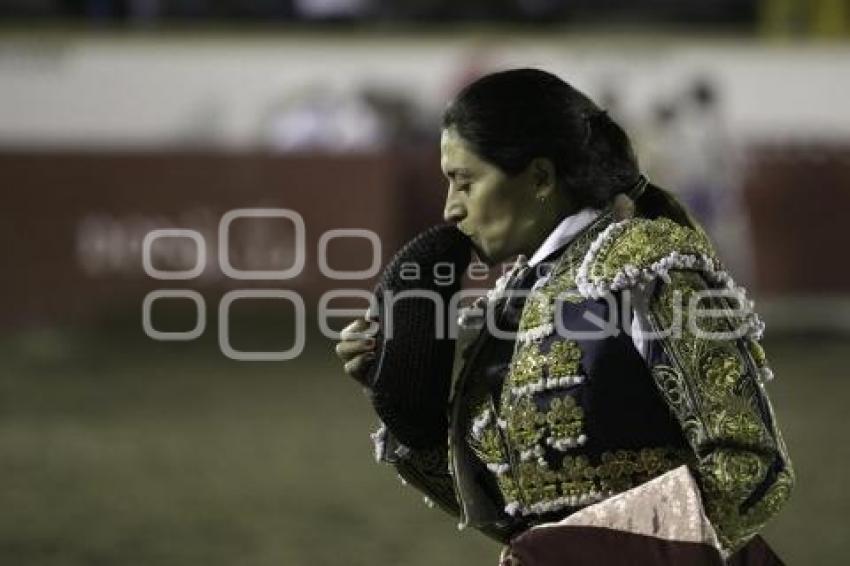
top-left (527, 208), bottom-right (602, 267)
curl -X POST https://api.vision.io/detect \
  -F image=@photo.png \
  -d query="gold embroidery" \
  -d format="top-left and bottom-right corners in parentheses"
top-left (517, 462), bottom-right (560, 504)
top-left (548, 341), bottom-right (582, 378)
top-left (504, 340), bottom-right (585, 397)
top-left (700, 346), bottom-right (744, 393)
top-left (507, 344), bottom-right (547, 391)
top-left (468, 403), bottom-right (509, 471)
top-left (558, 455), bottom-right (598, 500)
top-left (747, 339), bottom-right (767, 368)
top-left (459, 215), bottom-right (790, 541)
top-left (703, 398), bottom-right (769, 447)
top-left (649, 269), bottom-right (793, 552)
top-left (583, 217), bottom-right (716, 286)
top-left (497, 474), bottom-right (522, 503)
top-left (544, 396), bottom-right (585, 449)
top-left (519, 292), bottom-right (555, 332)
top-left (501, 448), bottom-right (688, 517)
top-left (505, 396), bottom-right (546, 455)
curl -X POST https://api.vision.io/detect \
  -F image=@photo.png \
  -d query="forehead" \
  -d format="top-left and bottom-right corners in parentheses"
top-left (440, 128), bottom-right (485, 171)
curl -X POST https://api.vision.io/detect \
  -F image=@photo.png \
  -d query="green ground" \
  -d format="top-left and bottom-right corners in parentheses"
top-left (0, 326), bottom-right (847, 565)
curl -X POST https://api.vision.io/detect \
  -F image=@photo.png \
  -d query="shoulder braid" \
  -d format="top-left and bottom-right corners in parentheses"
top-left (577, 217), bottom-right (715, 296)
top-left (575, 217), bottom-right (765, 341)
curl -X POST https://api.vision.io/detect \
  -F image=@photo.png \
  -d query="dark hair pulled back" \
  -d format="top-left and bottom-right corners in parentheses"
top-left (442, 68), bottom-right (696, 227)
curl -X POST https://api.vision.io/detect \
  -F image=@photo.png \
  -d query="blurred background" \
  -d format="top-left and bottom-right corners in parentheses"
top-left (1, 1), bottom-right (849, 564)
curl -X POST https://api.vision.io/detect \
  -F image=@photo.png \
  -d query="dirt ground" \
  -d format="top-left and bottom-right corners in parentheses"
top-left (0, 326), bottom-right (845, 565)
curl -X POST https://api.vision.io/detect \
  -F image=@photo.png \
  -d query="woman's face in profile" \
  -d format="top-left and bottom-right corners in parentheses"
top-left (440, 127), bottom-right (552, 265)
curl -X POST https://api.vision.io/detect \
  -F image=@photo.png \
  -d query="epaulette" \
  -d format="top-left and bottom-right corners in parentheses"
top-left (577, 217), bottom-right (719, 297)
top-left (575, 217), bottom-right (765, 340)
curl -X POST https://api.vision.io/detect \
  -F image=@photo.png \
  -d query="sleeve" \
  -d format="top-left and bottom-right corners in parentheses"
top-left (370, 422), bottom-right (460, 517)
top-left (642, 269), bottom-right (794, 554)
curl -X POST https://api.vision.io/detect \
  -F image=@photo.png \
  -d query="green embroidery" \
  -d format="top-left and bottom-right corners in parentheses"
top-left (747, 339), bottom-right (767, 368)
top-left (583, 217), bottom-right (717, 287)
top-left (497, 474), bottom-right (522, 503)
top-left (504, 340), bottom-right (585, 396)
top-left (728, 468), bottom-right (795, 545)
top-left (593, 448), bottom-right (690, 500)
top-left (548, 341), bottom-right (582, 377)
top-left (479, 427), bottom-right (504, 461)
top-left (648, 269), bottom-right (793, 552)
top-left (703, 397), bottom-right (770, 447)
top-left (545, 396), bottom-right (585, 449)
top-left (558, 455), bottom-right (599, 504)
top-left (468, 402), bottom-right (509, 472)
top-left (700, 346), bottom-right (744, 393)
top-left (597, 450), bottom-right (641, 493)
top-left (505, 396), bottom-right (546, 455)
top-left (501, 448), bottom-right (688, 516)
top-left (469, 213), bottom-right (704, 520)
top-left (555, 215), bottom-right (614, 280)
top-left (460, 213), bottom-right (790, 537)
top-left (701, 449), bottom-right (773, 548)
top-left (507, 343), bottom-right (547, 390)
top-left (515, 214), bottom-right (611, 337)
top-left (517, 462), bottom-right (560, 504)
top-left (527, 216), bottom-right (612, 314)
top-left (746, 338), bottom-right (775, 382)
top-left (651, 364), bottom-right (698, 426)
top-left (537, 272), bottom-right (585, 308)
top-left (545, 270), bottom-right (579, 296)
top-left (519, 292), bottom-right (555, 332)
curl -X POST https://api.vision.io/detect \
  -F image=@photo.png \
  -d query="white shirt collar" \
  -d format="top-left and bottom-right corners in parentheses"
top-left (527, 208), bottom-right (601, 267)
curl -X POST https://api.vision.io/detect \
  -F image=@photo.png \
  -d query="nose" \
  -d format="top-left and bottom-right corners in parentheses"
top-left (443, 192), bottom-right (467, 224)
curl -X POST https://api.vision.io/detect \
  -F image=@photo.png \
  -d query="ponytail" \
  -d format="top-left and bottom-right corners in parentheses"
top-left (612, 176), bottom-right (704, 233)
top-left (634, 182), bottom-right (702, 230)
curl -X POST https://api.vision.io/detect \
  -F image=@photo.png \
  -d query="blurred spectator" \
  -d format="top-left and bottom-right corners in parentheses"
top-left (261, 84), bottom-right (430, 152)
top-left (640, 99), bottom-right (682, 190)
top-left (262, 86), bottom-right (384, 152)
top-left (642, 78), bottom-right (754, 286)
top-left (360, 87), bottom-right (432, 146)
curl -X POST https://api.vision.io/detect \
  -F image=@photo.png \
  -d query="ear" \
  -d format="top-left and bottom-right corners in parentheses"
top-left (530, 158), bottom-right (556, 197)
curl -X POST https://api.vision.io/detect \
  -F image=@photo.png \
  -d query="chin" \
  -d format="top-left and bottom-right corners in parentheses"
top-left (469, 236), bottom-right (512, 266)
top-left (474, 246), bottom-right (511, 267)
top-left (470, 246), bottom-right (492, 266)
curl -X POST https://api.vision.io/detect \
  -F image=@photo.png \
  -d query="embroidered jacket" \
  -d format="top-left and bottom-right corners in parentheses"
top-left (371, 212), bottom-right (793, 554)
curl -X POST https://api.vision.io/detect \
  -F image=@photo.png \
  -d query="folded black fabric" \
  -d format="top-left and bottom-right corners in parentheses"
top-left (366, 225), bottom-right (472, 449)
